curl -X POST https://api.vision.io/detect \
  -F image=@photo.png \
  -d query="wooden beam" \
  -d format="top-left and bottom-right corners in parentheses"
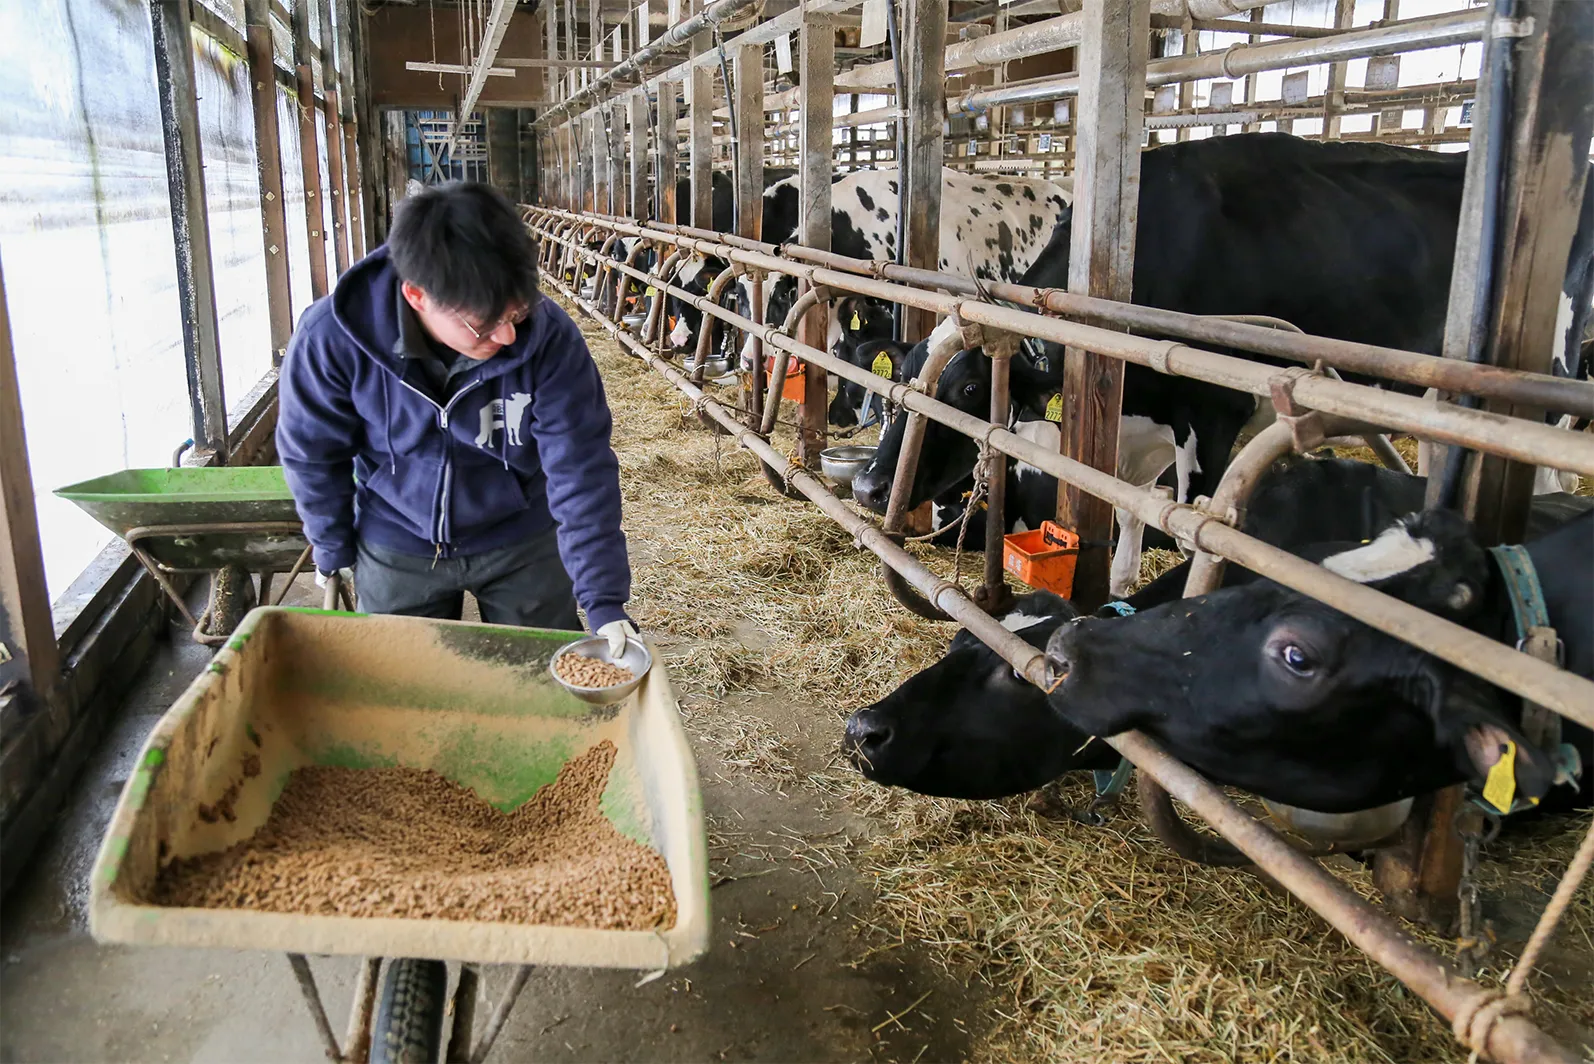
top-left (608, 100), bottom-right (627, 215)
top-left (335, 0), bottom-right (366, 260)
top-left (152, 0), bottom-right (229, 462)
top-left (688, 65), bottom-right (713, 226)
top-left (657, 80), bottom-right (680, 222)
top-left (797, 12), bottom-right (835, 468)
top-left (1461, 0), bottom-right (1594, 541)
top-left (733, 42), bottom-right (764, 239)
top-left (629, 90), bottom-right (650, 221)
top-left (1322, 0), bottom-right (1357, 139)
top-left (1056, 0), bottom-right (1149, 610)
top-left (244, 0), bottom-right (294, 365)
top-left (405, 61), bottom-right (517, 76)
top-left (901, 0), bottom-right (947, 341)
top-left (457, 0), bottom-right (519, 134)
top-left (499, 57), bottom-right (621, 68)
top-left (0, 259), bottom-right (58, 710)
top-left (291, 0), bottom-right (330, 299)
top-left (317, 0), bottom-right (351, 274)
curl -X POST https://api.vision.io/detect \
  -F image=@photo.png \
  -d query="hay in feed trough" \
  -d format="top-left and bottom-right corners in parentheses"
top-left (566, 298), bottom-right (1594, 1062)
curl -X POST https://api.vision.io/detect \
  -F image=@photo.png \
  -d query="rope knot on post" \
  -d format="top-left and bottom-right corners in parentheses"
top-left (1451, 990), bottom-right (1530, 1062)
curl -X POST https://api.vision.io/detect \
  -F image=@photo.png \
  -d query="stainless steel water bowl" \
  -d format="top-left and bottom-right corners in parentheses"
top-left (548, 635), bottom-right (653, 706)
top-left (695, 357), bottom-right (733, 377)
top-left (820, 445), bottom-right (877, 486)
top-left (621, 312), bottom-right (647, 328)
top-left (1262, 796), bottom-right (1414, 847)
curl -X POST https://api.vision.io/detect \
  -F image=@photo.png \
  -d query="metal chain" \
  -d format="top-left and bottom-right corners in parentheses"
top-left (1454, 807), bottom-right (1501, 978)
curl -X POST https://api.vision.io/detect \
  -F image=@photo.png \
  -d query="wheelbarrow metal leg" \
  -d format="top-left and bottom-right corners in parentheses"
top-left (468, 965), bottom-right (533, 1064)
top-left (276, 544), bottom-right (315, 605)
top-left (286, 953), bottom-right (343, 1063)
top-left (444, 964), bottom-right (480, 1064)
top-left (342, 957), bottom-right (382, 1064)
top-left (128, 544), bottom-right (200, 629)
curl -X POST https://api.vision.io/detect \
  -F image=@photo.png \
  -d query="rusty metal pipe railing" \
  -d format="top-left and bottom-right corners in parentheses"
top-left (690, 265), bottom-right (741, 386)
top-left (642, 249), bottom-right (686, 347)
top-left (611, 237), bottom-right (650, 322)
top-left (762, 284), bottom-right (829, 435)
top-left (534, 217), bottom-right (1594, 727)
top-left (982, 341), bottom-right (1013, 612)
top-left (528, 210), bottom-right (1594, 474)
top-left (533, 207), bottom-right (1592, 418)
top-left (542, 254), bottom-right (1577, 1063)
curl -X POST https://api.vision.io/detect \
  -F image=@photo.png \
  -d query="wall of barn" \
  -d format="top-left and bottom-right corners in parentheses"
top-left (0, 0), bottom-right (319, 603)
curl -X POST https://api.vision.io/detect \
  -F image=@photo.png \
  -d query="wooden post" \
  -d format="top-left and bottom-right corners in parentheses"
top-left (688, 65), bottom-right (714, 227)
top-left (335, 0), bottom-right (365, 260)
top-left (291, 0), bottom-right (330, 299)
top-left (629, 91), bottom-right (650, 220)
top-left (1176, 22), bottom-right (1195, 142)
top-left (658, 81), bottom-right (680, 223)
top-left (733, 42), bottom-right (764, 239)
top-left (1462, 0), bottom-right (1594, 542)
top-left (1242, 8), bottom-right (1262, 134)
top-left (316, 0), bottom-right (350, 274)
top-left (152, 0), bottom-right (229, 462)
top-left (1057, 0), bottom-right (1149, 611)
top-left (520, 110), bottom-right (539, 204)
top-left (244, 0), bottom-right (293, 366)
top-left (1323, 0), bottom-right (1357, 140)
top-left (797, 12), bottom-right (835, 467)
top-left (487, 109), bottom-right (523, 200)
top-left (609, 100), bottom-right (627, 216)
top-left (901, 0), bottom-right (947, 341)
top-left (0, 259), bottom-right (59, 710)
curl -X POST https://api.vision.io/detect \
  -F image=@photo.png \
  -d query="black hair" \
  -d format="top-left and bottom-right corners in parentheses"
top-left (387, 181), bottom-right (541, 322)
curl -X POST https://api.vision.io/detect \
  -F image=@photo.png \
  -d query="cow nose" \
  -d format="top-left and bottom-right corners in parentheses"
top-left (852, 468), bottom-right (890, 513)
top-left (1043, 628), bottom-right (1078, 691)
top-left (844, 711), bottom-right (894, 766)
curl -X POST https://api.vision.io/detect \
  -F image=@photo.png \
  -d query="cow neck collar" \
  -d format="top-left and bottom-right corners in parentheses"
top-left (1486, 543), bottom-right (1558, 659)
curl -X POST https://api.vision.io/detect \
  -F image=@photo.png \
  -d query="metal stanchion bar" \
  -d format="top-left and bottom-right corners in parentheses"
top-left (529, 214), bottom-right (1594, 728)
top-left (543, 256), bottom-right (1574, 1063)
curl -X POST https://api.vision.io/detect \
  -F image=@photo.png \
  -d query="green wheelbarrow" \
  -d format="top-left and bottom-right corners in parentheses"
top-left (55, 466), bottom-right (357, 645)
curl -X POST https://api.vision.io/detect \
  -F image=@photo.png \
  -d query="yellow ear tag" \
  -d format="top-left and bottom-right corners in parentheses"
top-left (1482, 740), bottom-right (1518, 813)
top-left (645, 285), bottom-right (657, 296)
top-left (871, 352), bottom-right (894, 378)
top-left (850, 312), bottom-right (862, 330)
top-left (1045, 394), bottom-right (1064, 423)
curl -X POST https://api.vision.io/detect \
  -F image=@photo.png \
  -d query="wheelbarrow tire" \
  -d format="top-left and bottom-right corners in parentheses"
top-left (372, 958), bottom-right (448, 1064)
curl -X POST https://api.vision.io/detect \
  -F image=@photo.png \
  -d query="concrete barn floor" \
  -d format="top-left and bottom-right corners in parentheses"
top-left (1, 578), bottom-right (988, 1064)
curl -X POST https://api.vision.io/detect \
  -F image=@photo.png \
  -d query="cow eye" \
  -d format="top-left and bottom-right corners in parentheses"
top-left (962, 382), bottom-right (980, 397)
top-left (1278, 643), bottom-right (1315, 676)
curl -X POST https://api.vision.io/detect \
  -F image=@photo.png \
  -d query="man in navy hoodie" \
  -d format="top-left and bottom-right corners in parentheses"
top-left (276, 181), bottom-right (637, 654)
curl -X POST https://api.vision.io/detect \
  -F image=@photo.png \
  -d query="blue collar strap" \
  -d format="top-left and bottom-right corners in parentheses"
top-left (1487, 543), bottom-right (1551, 644)
top-left (1099, 600), bottom-right (1137, 617)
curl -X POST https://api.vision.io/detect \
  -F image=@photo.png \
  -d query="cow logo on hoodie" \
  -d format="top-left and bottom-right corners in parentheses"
top-left (475, 392), bottom-right (532, 448)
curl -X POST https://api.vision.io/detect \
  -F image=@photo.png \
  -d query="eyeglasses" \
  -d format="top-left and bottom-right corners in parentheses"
top-left (455, 304), bottom-right (531, 340)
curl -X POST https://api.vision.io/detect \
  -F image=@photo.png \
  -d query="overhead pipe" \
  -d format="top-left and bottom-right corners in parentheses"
top-left (536, 0), bottom-right (762, 128)
top-left (948, 9), bottom-right (1489, 113)
top-left (529, 210), bottom-right (1594, 727)
top-left (536, 240), bottom-right (1579, 1064)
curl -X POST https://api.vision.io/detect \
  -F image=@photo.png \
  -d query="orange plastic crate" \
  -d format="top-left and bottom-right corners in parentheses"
top-left (1002, 521), bottom-right (1080, 598)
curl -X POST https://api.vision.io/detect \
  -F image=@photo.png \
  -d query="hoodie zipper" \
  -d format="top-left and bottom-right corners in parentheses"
top-left (397, 376), bottom-right (486, 557)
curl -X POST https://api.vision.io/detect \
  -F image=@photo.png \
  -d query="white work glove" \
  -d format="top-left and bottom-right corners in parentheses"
top-left (315, 567), bottom-right (353, 590)
top-left (597, 619), bottom-right (638, 658)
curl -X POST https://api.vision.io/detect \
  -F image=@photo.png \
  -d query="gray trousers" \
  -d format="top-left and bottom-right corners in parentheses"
top-left (354, 527), bottom-right (581, 631)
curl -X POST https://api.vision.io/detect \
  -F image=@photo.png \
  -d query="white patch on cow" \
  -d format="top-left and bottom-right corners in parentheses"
top-left (1321, 523), bottom-right (1436, 583)
top-left (1118, 416), bottom-right (1178, 489)
top-left (669, 316), bottom-right (692, 349)
top-left (1110, 506), bottom-right (1145, 599)
top-left (827, 312), bottom-right (845, 355)
top-left (677, 257), bottom-right (704, 287)
top-left (1554, 289), bottom-right (1574, 376)
top-left (1534, 414), bottom-right (1578, 493)
top-left (740, 332), bottom-right (757, 370)
top-left (1012, 418), bottom-right (1060, 482)
top-left (1000, 610), bottom-right (1050, 633)
top-left (1012, 516), bottom-right (1031, 533)
top-left (931, 500), bottom-right (950, 530)
top-left (1174, 427), bottom-right (1201, 504)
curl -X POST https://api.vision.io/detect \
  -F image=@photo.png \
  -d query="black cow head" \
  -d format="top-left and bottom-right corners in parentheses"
top-left (665, 256), bottom-right (728, 356)
top-left (829, 337), bottom-right (910, 428)
top-left (851, 345), bottom-right (1062, 513)
top-left (843, 593), bottom-right (1119, 798)
top-left (1041, 511), bottom-right (1562, 813)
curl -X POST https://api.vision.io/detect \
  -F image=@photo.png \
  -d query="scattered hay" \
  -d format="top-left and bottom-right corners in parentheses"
top-left (566, 297), bottom-right (1594, 1063)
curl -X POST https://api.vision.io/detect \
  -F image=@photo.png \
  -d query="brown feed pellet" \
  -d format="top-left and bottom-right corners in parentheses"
top-left (152, 741), bottom-right (676, 931)
top-left (554, 654), bottom-right (634, 689)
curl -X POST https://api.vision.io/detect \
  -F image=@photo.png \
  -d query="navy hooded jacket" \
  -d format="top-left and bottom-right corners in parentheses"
top-left (275, 246), bottom-right (632, 631)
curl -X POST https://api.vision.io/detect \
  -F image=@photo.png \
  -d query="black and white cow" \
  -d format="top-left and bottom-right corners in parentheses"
top-left (850, 134), bottom-right (1594, 594)
top-left (845, 456), bottom-right (1593, 810)
top-left (1042, 507), bottom-right (1593, 814)
top-left (851, 332), bottom-right (1254, 593)
top-left (739, 166), bottom-right (1073, 372)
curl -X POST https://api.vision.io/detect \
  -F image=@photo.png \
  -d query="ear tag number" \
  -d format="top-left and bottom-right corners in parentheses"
top-left (871, 352), bottom-right (894, 378)
top-left (1045, 394), bottom-right (1064, 423)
